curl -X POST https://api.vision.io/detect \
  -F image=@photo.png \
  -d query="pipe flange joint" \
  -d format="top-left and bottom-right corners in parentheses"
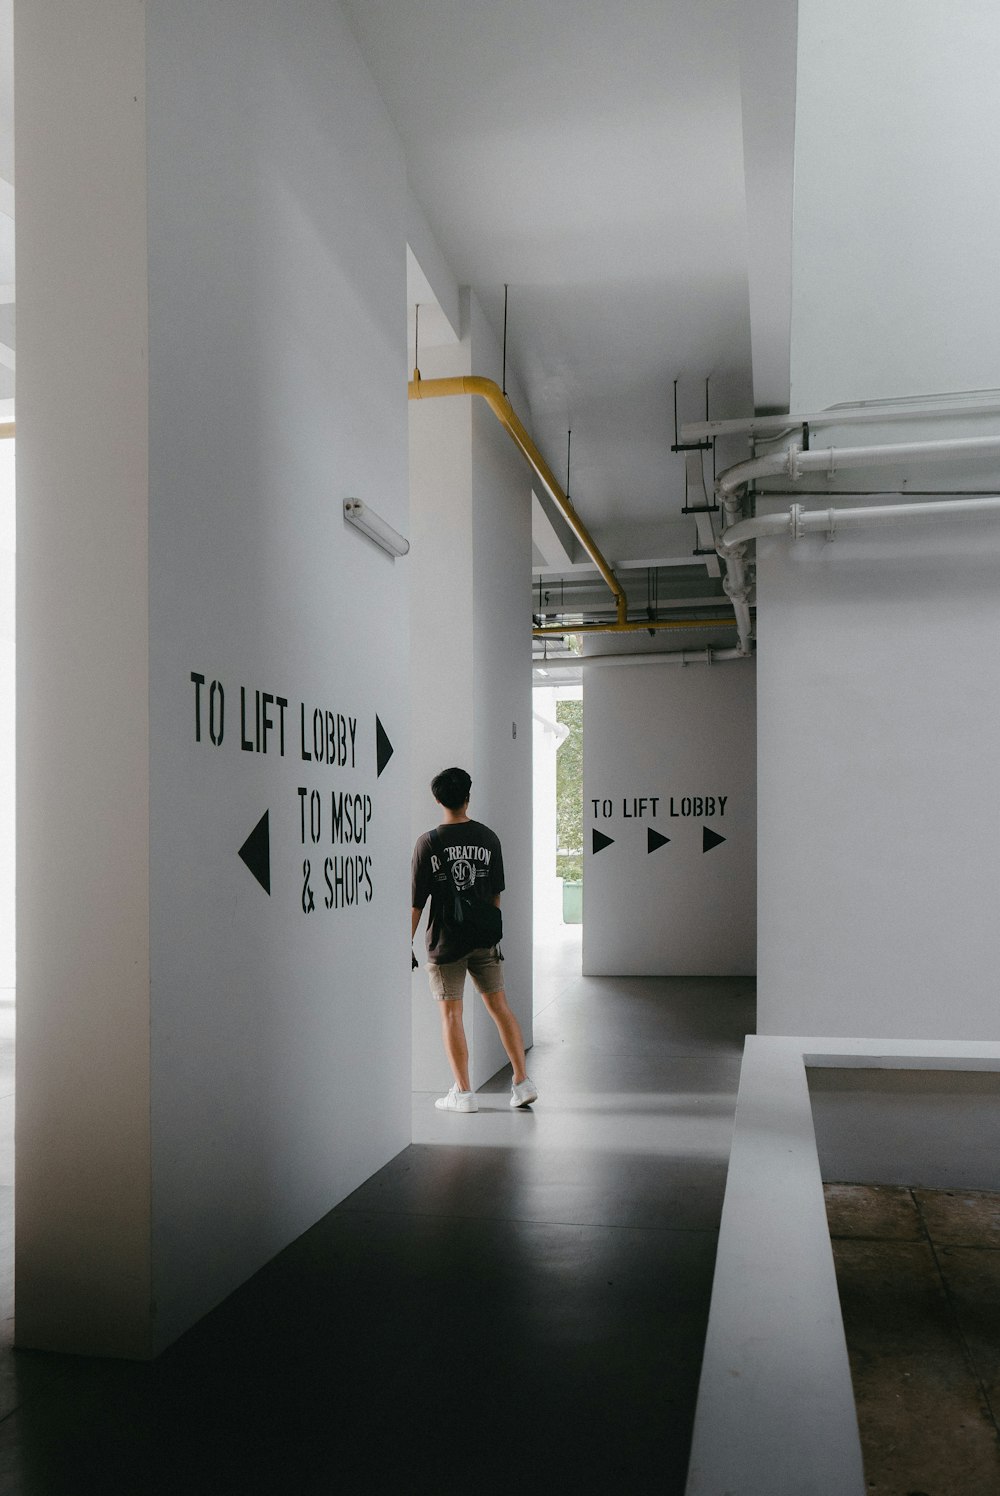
top-left (790, 503), bottom-right (804, 541)
top-left (786, 444), bottom-right (803, 483)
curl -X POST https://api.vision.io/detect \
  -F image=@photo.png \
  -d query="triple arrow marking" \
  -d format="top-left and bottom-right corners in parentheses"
top-left (238, 810), bottom-right (271, 895)
top-left (592, 826), bottom-right (726, 854)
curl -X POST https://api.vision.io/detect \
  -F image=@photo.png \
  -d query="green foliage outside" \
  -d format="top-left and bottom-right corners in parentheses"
top-left (556, 699), bottom-right (583, 883)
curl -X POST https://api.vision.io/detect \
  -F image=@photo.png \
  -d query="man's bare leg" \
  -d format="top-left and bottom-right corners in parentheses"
top-left (439, 999), bottom-right (472, 1092)
top-left (479, 987), bottom-right (528, 1085)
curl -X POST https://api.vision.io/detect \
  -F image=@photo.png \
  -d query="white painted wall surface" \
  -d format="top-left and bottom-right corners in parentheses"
top-left (409, 294), bottom-right (533, 1092)
top-left (467, 295), bottom-right (533, 1077)
top-left (145, 0), bottom-right (411, 1351)
top-left (409, 339), bottom-right (475, 1090)
top-left (809, 1065), bottom-right (1000, 1192)
top-left (757, 512), bottom-right (1000, 1038)
top-left (15, 0), bottom-right (153, 1357)
top-left (757, 0), bottom-right (1000, 1040)
top-left (583, 658), bottom-right (756, 975)
top-left (791, 0), bottom-right (1000, 409)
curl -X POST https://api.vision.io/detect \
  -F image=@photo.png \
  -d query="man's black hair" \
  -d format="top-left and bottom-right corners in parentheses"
top-left (432, 766), bottom-right (472, 810)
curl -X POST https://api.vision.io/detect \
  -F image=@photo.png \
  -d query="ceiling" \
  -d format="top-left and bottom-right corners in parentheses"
top-left (344, 0), bottom-right (798, 664)
top-left (0, 1), bottom-right (799, 659)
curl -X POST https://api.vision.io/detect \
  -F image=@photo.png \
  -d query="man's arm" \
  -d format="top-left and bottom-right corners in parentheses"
top-left (411, 905), bottom-right (423, 939)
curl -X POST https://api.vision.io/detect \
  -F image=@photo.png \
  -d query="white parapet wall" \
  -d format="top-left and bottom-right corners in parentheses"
top-left (685, 1034), bottom-right (1000, 1496)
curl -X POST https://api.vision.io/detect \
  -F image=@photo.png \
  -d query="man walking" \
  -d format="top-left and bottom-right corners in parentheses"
top-left (411, 766), bottom-right (537, 1112)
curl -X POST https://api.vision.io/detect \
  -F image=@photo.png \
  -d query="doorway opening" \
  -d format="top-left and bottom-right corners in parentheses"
top-left (532, 681), bottom-right (582, 1012)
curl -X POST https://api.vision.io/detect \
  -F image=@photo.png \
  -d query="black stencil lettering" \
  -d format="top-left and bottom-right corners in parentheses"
top-left (209, 680), bottom-right (225, 746)
top-left (191, 672), bottom-right (206, 741)
top-left (241, 688), bottom-right (254, 752)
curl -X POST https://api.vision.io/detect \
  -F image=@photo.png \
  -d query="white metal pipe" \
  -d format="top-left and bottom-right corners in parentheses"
top-left (719, 495), bottom-right (1000, 554)
top-left (717, 448), bottom-right (796, 504)
top-left (680, 388), bottom-right (1000, 443)
top-left (714, 431), bottom-right (1000, 654)
top-left (580, 647), bottom-right (746, 667)
top-left (718, 433), bottom-right (1000, 504)
top-left (795, 433), bottom-right (1000, 475)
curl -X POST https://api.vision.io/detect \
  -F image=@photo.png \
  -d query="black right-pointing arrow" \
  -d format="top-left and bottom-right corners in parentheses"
top-left (239, 810), bottom-right (271, 894)
top-left (592, 829), bottom-right (615, 855)
top-left (647, 828), bottom-right (671, 854)
top-left (703, 826), bottom-right (726, 853)
top-left (376, 716), bottom-right (394, 778)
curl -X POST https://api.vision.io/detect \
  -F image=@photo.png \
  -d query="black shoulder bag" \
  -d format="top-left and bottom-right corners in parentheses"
top-left (429, 828), bottom-right (503, 955)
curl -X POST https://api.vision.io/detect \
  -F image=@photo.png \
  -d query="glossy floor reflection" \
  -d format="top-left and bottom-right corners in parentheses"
top-left (0, 933), bottom-right (754, 1495)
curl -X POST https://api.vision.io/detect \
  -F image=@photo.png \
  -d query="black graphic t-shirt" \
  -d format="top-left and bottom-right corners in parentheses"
top-left (411, 819), bottom-right (505, 963)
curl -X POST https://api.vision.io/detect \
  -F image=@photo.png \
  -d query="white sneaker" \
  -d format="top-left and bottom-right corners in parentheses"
top-left (435, 1084), bottom-right (478, 1113)
top-left (510, 1076), bottom-right (538, 1108)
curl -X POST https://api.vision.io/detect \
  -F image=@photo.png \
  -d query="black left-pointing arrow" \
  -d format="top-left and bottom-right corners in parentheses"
top-left (239, 810), bottom-right (271, 894)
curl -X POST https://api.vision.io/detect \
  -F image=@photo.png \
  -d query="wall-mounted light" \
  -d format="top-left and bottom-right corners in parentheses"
top-left (343, 498), bottom-right (410, 557)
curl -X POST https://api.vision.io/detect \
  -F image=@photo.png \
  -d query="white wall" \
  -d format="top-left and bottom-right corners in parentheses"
top-left (756, 0), bottom-right (1000, 1039)
top-left (809, 1065), bottom-right (1000, 1191)
top-left (409, 292), bottom-right (533, 1091)
top-left (790, 0), bottom-right (1000, 409)
top-left (757, 513), bottom-right (1000, 1038)
top-left (145, 0), bottom-right (411, 1351)
top-left (583, 657), bottom-right (756, 975)
top-left (409, 337), bottom-right (475, 1089)
top-left (17, 0), bottom-right (413, 1356)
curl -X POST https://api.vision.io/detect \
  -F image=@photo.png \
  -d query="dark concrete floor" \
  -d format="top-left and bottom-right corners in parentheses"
top-left (826, 1182), bottom-right (1000, 1495)
top-left (0, 949), bottom-right (754, 1495)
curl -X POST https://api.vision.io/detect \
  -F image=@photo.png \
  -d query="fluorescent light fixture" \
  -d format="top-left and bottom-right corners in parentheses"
top-left (343, 498), bottom-right (410, 557)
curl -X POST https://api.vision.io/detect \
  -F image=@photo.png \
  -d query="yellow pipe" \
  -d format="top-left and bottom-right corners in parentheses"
top-left (408, 372), bottom-right (629, 626)
top-left (0, 423), bottom-right (13, 441)
top-left (533, 617), bottom-right (736, 638)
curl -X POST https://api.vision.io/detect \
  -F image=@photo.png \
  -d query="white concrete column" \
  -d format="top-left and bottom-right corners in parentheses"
top-left (15, 0), bottom-right (152, 1357)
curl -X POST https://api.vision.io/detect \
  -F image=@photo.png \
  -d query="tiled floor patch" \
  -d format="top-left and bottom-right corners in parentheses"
top-left (826, 1183), bottom-right (1000, 1494)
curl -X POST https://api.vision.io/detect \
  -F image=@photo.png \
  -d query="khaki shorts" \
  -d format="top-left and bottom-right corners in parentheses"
top-left (427, 947), bottom-right (504, 1001)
